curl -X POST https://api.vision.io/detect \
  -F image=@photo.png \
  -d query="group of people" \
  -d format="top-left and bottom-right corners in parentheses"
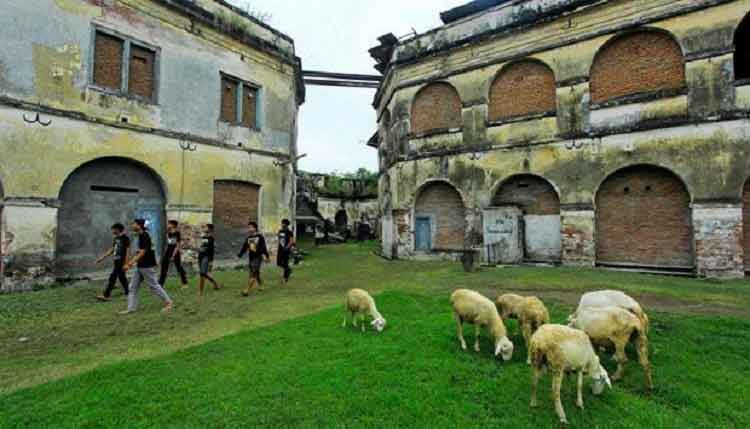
top-left (95, 218), bottom-right (296, 314)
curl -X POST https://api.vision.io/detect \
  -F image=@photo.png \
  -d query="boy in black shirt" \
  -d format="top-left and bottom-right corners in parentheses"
top-left (159, 220), bottom-right (189, 288)
top-left (276, 219), bottom-right (295, 284)
top-left (239, 221), bottom-right (269, 297)
top-left (197, 223), bottom-right (221, 298)
top-left (95, 223), bottom-right (130, 301)
top-left (121, 219), bottom-right (173, 314)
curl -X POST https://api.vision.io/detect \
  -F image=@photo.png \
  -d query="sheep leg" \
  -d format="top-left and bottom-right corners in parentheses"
top-left (342, 309), bottom-right (349, 328)
top-left (474, 324), bottom-right (481, 353)
top-left (352, 311), bottom-right (358, 328)
top-left (455, 313), bottom-right (467, 351)
top-left (361, 314), bottom-right (367, 332)
top-left (521, 320), bottom-right (533, 365)
top-left (613, 339), bottom-right (629, 381)
top-left (530, 364), bottom-right (542, 408)
top-left (553, 371), bottom-right (568, 424)
top-left (576, 370), bottom-right (584, 409)
top-left (636, 334), bottom-right (654, 390)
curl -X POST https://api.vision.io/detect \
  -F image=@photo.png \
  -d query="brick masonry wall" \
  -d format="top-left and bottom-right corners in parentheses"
top-left (561, 209), bottom-right (596, 266)
top-left (128, 45), bottom-right (155, 100)
top-left (212, 181), bottom-right (260, 258)
top-left (693, 205), bottom-right (743, 279)
top-left (596, 166), bottom-right (693, 268)
top-left (493, 175), bottom-right (560, 215)
top-left (93, 32), bottom-right (123, 91)
top-left (489, 61), bottom-right (556, 121)
top-left (411, 83), bottom-right (462, 135)
top-left (415, 182), bottom-right (466, 250)
top-left (590, 31), bottom-right (686, 104)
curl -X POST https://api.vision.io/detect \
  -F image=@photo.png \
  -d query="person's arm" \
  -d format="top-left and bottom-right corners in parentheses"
top-left (123, 245), bottom-right (130, 267)
top-left (125, 249), bottom-right (145, 270)
top-left (289, 231), bottom-right (296, 249)
top-left (172, 234), bottom-right (181, 260)
top-left (95, 247), bottom-right (114, 264)
top-left (237, 240), bottom-right (248, 258)
top-left (261, 236), bottom-right (270, 261)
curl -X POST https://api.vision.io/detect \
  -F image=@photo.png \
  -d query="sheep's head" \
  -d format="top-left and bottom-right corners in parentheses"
top-left (371, 317), bottom-right (386, 333)
top-left (589, 362), bottom-right (612, 395)
top-left (494, 337), bottom-right (514, 361)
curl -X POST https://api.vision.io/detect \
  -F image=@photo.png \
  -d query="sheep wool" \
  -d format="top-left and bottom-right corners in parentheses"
top-left (450, 289), bottom-right (514, 361)
top-left (529, 324), bottom-right (612, 425)
top-left (343, 289), bottom-right (387, 333)
top-left (573, 290), bottom-right (650, 334)
top-left (569, 305), bottom-right (653, 390)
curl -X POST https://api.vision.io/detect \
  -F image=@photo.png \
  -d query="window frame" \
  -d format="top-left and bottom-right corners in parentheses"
top-left (219, 72), bottom-right (262, 131)
top-left (89, 26), bottom-right (161, 104)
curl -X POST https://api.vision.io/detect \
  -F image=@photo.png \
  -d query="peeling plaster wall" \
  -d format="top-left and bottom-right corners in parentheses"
top-left (375, 0), bottom-right (750, 278)
top-left (0, 0), bottom-right (300, 291)
top-left (318, 197), bottom-right (379, 231)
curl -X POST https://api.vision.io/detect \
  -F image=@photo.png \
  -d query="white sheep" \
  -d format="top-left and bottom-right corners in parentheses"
top-left (571, 290), bottom-right (649, 333)
top-left (497, 294), bottom-right (551, 364)
top-left (568, 306), bottom-right (653, 390)
top-left (342, 289), bottom-right (387, 333)
top-left (450, 289), bottom-right (514, 361)
top-left (530, 324), bottom-right (612, 425)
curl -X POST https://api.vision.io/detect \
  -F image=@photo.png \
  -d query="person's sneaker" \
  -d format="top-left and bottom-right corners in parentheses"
top-left (118, 310), bottom-right (133, 315)
top-left (162, 302), bottom-right (173, 313)
top-left (241, 291), bottom-right (249, 297)
top-left (96, 295), bottom-right (111, 302)
top-left (214, 284), bottom-right (223, 291)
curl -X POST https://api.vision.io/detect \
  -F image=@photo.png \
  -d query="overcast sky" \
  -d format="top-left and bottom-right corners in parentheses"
top-left (228, 0), bottom-right (466, 174)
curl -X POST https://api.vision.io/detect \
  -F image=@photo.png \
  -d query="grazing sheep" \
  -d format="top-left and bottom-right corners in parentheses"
top-left (530, 324), bottom-right (612, 425)
top-left (342, 289), bottom-right (387, 333)
top-left (497, 294), bottom-right (551, 363)
top-left (569, 306), bottom-right (653, 390)
top-left (495, 293), bottom-right (526, 320)
top-left (572, 290), bottom-right (649, 333)
top-left (450, 289), bottom-right (514, 361)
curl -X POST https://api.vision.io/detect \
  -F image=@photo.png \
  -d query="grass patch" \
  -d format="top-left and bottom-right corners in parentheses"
top-left (2, 291), bottom-right (749, 428)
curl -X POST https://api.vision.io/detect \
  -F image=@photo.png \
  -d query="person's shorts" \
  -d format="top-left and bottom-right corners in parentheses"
top-left (248, 259), bottom-right (262, 279)
top-left (199, 256), bottom-right (212, 275)
top-left (277, 250), bottom-right (290, 268)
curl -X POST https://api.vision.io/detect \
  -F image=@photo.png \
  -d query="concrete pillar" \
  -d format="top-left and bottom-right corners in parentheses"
top-left (1, 200), bottom-right (58, 291)
top-left (560, 207), bottom-right (596, 267)
top-left (692, 203), bottom-right (744, 279)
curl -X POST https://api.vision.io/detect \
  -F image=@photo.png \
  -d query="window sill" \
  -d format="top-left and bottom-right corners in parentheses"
top-left (219, 121), bottom-right (262, 132)
top-left (589, 87), bottom-right (688, 111)
top-left (408, 127), bottom-right (463, 140)
top-left (88, 85), bottom-right (158, 106)
top-left (487, 110), bottom-right (556, 127)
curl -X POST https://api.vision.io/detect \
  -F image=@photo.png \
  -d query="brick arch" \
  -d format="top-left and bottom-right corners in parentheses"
top-left (414, 180), bottom-right (466, 250)
top-left (590, 30), bottom-right (686, 104)
top-left (489, 60), bottom-right (557, 122)
top-left (492, 174), bottom-right (560, 215)
top-left (410, 82), bottom-right (462, 135)
top-left (735, 13), bottom-right (750, 81)
top-left (595, 165), bottom-right (693, 269)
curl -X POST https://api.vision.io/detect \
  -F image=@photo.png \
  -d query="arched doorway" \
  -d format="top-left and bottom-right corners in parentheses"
top-left (213, 180), bottom-right (260, 259)
top-left (596, 165), bottom-right (693, 269)
top-left (414, 181), bottom-right (466, 251)
top-left (493, 175), bottom-right (561, 262)
top-left (57, 158), bottom-right (166, 274)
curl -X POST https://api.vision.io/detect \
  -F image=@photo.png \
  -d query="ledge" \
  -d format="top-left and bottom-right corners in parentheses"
top-left (589, 87), bottom-right (688, 111)
top-left (487, 110), bottom-right (556, 127)
top-left (408, 127), bottom-right (463, 140)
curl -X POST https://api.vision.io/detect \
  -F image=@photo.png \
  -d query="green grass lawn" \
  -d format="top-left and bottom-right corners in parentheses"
top-left (2, 242), bottom-right (750, 427)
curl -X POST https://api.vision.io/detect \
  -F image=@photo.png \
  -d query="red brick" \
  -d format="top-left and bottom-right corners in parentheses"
top-left (415, 182), bottom-right (466, 249)
top-left (489, 61), bottom-right (556, 121)
top-left (411, 83), bottom-right (462, 135)
top-left (493, 175), bottom-right (559, 215)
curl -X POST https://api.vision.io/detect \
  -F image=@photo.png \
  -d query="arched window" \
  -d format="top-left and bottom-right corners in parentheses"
top-left (410, 83), bottom-right (462, 135)
top-left (735, 14), bottom-right (750, 81)
top-left (590, 31), bottom-right (685, 104)
top-left (489, 60), bottom-right (557, 122)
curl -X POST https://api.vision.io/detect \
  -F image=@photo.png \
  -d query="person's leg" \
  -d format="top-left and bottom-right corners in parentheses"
top-left (158, 252), bottom-right (170, 286)
top-left (100, 267), bottom-right (117, 300)
top-left (126, 269), bottom-right (143, 313)
top-left (198, 257), bottom-right (207, 297)
top-left (142, 267), bottom-right (173, 310)
top-left (174, 253), bottom-right (188, 286)
top-left (117, 265), bottom-right (130, 295)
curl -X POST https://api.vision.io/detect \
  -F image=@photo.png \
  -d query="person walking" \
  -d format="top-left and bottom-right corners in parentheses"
top-left (120, 219), bottom-right (173, 314)
top-left (95, 223), bottom-right (130, 301)
top-left (276, 219), bottom-right (295, 284)
top-left (197, 223), bottom-right (221, 299)
top-left (158, 220), bottom-right (189, 289)
top-left (239, 221), bottom-right (269, 297)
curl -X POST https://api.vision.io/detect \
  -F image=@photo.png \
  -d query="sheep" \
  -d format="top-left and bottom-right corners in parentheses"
top-left (529, 324), bottom-right (612, 425)
top-left (450, 289), bottom-right (514, 361)
top-left (571, 290), bottom-right (649, 334)
top-left (342, 289), bottom-right (387, 333)
top-left (568, 305), bottom-right (653, 390)
top-left (496, 294), bottom-right (551, 364)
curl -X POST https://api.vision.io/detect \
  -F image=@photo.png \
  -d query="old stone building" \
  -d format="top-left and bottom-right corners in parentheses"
top-left (371, 0), bottom-right (750, 278)
top-left (0, 0), bottom-right (304, 290)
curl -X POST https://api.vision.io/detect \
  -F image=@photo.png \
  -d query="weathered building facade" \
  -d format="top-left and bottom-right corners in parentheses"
top-left (372, 0), bottom-right (750, 278)
top-left (0, 0), bottom-right (304, 290)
